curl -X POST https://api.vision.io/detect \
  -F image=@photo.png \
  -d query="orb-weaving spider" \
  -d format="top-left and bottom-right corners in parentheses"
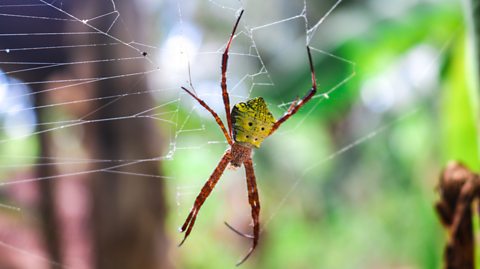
top-left (179, 10), bottom-right (317, 265)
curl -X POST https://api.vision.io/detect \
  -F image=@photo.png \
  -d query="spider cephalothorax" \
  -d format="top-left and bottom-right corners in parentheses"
top-left (179, 9), bottom-right (318, 265)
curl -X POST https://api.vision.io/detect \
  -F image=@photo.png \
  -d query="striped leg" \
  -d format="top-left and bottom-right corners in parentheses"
top-left (221, 9), bottom-right (244, 137)
top-left (179, 150), bottom-right (232, 246)
top-left (268, 46), bottom-right (317, 136)
top-left (235, 157), bottom-right (260, 266)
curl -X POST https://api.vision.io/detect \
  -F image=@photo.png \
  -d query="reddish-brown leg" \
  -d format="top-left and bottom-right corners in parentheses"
top-left (221, 9), bottom-right (244, 137)
top-left (224, 221), bottom-right (254, 239)
top-left (179, 150), bottom-right (232, 246)
top-left (236, 157), bottom-right (260, 266)
top-left (181, 86), bottom-right (233, 145)
top-left (268, 46), bottom-right (317, 136)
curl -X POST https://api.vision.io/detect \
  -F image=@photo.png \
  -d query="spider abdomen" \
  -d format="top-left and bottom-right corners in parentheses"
top-left (231, 97), bottom-right (275, 148)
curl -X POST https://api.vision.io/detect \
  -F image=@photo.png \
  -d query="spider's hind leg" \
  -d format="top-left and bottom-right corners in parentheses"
top-left (224, 221), bottom-right (254, 239)
top-left (178, 151), bottom-right (232, 246)
top-left (234, 157), bottom-right (260, 266)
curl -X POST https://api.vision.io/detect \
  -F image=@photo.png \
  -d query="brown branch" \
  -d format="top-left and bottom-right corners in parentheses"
top-left (435, 161), bottom-right (480, 269)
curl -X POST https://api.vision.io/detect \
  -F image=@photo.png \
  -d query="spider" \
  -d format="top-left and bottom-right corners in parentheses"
top-left (178, 9), bottom-right (318, 266)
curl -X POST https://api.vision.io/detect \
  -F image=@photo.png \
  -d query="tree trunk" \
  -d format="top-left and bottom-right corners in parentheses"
top-left (0, 1), bottom-right (170, 268)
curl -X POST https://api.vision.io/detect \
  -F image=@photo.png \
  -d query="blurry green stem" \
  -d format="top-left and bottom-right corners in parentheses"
top-left (469, 0), bottom-right (480, 162)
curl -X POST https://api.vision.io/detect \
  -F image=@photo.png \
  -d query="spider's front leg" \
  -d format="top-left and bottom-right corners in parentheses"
top-left (181, 86), bottom-right (233, 145)
top-left (221, 9), bottom-right (244, 137)
top-left (268, 46), bottom-right (317, 136)
top-left (179, 151), bottom-right (232, 246)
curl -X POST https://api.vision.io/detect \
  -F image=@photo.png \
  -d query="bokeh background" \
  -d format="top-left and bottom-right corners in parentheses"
top-left (0, 0), bottom-right (472, 268)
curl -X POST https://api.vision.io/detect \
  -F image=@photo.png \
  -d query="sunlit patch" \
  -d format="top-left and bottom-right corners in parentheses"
top-left (0, 75), bottom-right (36, 139)
top-left (0, 77), bottom-right (6, 108)
top-left (360, 77), bottom-right (395, 113)
top-left (160, 23), bottom-right (202, 79)
top-left (361, 45), bottom-right (439, 113)
top-left (4, 108), bottom-right (36, 139)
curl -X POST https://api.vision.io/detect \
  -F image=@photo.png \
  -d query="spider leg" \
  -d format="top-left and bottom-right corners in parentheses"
top-left (224, 221), bottom-right (254, 239)
top-left (286, 96), bottom-right (300, 113)
top-left (268, 46), bottom-right (317, 136)
top-left (221, 9), bottom-right (244, 137)
top-left (236, 157), bottom-right (260, 266)
top-left (181, 87), bottom-right (233, 145)
top-left (179, 150), bottom-right (232, 246)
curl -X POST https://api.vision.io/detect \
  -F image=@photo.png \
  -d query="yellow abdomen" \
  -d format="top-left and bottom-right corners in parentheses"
top-left (231, 97), bottom-right (275, 148)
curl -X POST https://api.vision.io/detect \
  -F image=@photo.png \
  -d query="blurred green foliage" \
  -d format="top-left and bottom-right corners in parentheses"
top-left (168, 1), bottom-right (474, 268)
top-left (0, 0), bottom-right (473, 268)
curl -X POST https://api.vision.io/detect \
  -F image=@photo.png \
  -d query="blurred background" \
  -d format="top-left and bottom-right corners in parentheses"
top-left (0, 0), bottom-right (471, 268)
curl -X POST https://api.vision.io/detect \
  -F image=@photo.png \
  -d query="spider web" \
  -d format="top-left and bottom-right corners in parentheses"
top-left (0, 0), bottom-right (461, 268)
